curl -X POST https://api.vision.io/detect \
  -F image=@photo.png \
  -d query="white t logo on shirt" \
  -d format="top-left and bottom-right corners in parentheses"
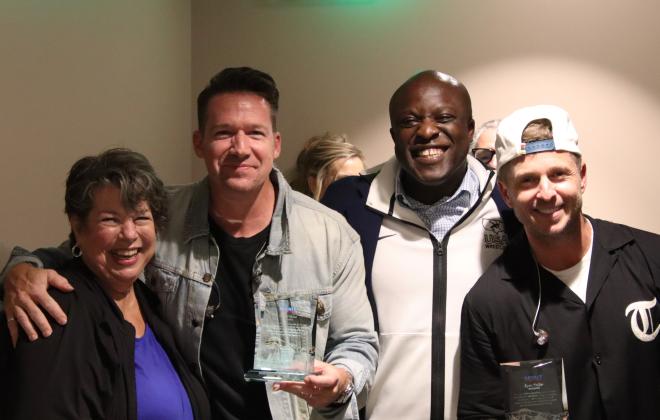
top-left (625, 298), bottom-right (660, 342)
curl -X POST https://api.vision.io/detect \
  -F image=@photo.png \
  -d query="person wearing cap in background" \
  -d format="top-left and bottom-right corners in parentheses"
top-left (458, 105), bottom-right (660, 419)
top-left (470, 119), bottom-right (499, 170)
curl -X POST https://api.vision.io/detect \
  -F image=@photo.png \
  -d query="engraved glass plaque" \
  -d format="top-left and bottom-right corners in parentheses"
top-left (500, 358), bottom-right (568, 420)
top-left (244, 294), bottom-right (317, 382)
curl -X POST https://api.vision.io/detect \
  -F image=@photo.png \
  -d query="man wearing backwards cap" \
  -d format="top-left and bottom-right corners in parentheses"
top-left (458, 105), bottom-right (660, 419)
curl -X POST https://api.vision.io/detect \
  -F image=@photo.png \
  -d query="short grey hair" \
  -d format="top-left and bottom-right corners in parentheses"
top-left (471, 119), bottom-right (500, 150)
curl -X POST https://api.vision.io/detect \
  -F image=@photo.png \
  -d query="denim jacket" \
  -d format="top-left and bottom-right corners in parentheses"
top-left (142, 169), bottom-right (378, 420)
top-left (1, 169), bottom-right (377, 420)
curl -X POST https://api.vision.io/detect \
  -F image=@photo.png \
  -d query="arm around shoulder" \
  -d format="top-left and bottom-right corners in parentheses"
top-left (1, 243), bottom-right (73, 282)
top-left (1, 247), bottom-right (45, 292)
top-left (2, 245), bottom-right (74, 345)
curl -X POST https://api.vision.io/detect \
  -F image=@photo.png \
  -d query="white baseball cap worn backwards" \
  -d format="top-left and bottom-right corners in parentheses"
top-left (495, 104), bottom-right (581, 172)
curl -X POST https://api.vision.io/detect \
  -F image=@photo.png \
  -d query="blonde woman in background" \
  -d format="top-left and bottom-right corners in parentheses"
top-left (294, 132), bottom-right (366, 200)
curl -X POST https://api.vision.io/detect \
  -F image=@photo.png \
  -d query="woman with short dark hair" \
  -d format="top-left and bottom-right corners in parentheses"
top-left (1, 148), bottom-right (209, 420)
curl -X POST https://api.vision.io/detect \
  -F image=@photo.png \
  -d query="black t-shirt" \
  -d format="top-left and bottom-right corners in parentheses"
top-left (200, 219), bottom-right (273, 420)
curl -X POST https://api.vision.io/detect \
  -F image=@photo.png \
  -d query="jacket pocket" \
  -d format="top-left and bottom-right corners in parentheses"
top-left (143, 265), bottom-right (178, 305)
top-left (312, 294), bottom-right (333, 360)
top-left (315, 293), bottom-right (332, 322)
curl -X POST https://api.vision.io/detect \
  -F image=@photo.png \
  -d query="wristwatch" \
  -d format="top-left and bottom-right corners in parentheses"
top-left (333, 376), bottom-right (355, 405)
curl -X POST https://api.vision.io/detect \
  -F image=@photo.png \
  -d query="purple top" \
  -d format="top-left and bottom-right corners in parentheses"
top-left (135, 324), bottom-right (194, 420)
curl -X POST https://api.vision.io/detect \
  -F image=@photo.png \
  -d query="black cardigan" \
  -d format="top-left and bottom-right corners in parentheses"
top-left (0, 259), bottom-right (210, 420)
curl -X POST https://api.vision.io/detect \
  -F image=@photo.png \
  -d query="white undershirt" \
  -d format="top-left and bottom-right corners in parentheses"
top-left (543, 221), bottom-right (594, 303)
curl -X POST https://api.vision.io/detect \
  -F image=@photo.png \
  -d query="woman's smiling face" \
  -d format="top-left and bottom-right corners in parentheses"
top-left (71, 184), bottom-right (156, 292)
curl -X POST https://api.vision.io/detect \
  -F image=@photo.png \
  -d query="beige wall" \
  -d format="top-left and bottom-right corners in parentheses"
top-left (2, 0), bottom-right (659, 268)
top-left (191, 0), bottom-right (660, 234)
top-left (0, 1), bottom-right (191, 266)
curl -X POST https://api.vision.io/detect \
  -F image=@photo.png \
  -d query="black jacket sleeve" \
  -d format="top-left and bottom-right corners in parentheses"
top-left (458, 294), bottom-right (506, 419)
top-left (33, 241), bottom-right (74, 269)
top-left (4, 287), bottom-right (115, 419)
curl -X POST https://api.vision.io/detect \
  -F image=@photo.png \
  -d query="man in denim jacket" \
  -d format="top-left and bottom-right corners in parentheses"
top-left (1, 67), bottom-right (378, 420)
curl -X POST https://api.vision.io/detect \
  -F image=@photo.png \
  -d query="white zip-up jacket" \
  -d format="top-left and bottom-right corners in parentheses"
top-left (322, 155), bottom-right (515, 420)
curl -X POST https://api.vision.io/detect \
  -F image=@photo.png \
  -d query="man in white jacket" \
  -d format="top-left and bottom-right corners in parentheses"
top-left (322, 70), bottom-right (516, 420)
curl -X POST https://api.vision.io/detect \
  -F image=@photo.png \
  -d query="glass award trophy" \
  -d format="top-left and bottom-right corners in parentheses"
top-left (500, 358), bottom-right (568, 420)
top-left (244, 294), bottom-right (317, 382)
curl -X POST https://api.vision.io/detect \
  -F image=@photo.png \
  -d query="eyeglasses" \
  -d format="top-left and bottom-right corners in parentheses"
top-left (472, 148), bottom-right (496, 165)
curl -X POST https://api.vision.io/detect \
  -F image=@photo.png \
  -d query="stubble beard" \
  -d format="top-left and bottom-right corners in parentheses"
top-left (526, 194), bottom-right (584, 245)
